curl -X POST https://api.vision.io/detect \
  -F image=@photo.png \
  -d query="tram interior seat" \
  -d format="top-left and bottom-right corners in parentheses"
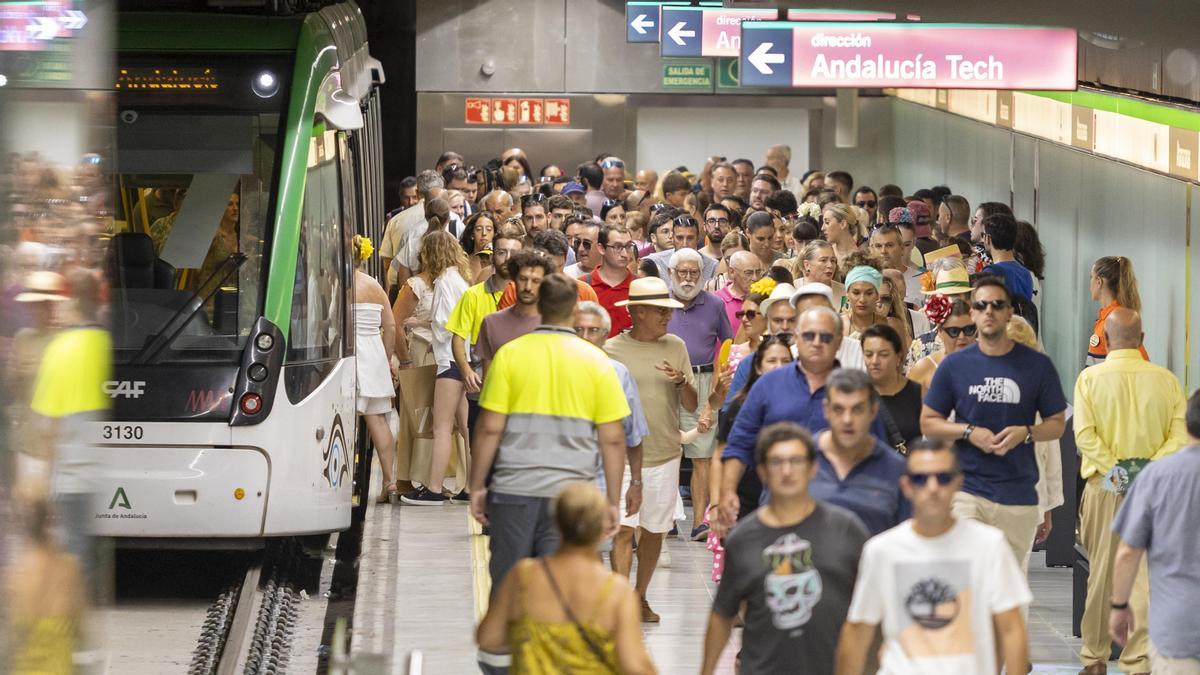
top-left (107, 232), bottom-right (175, 289)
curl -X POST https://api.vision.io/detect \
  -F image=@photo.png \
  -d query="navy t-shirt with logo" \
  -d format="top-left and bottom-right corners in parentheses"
top-left (923, 343), bottom-right (1067, 505)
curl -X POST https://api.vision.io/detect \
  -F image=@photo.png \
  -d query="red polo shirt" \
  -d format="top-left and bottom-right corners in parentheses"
top-left (589, 268), bottom-right (633, 337)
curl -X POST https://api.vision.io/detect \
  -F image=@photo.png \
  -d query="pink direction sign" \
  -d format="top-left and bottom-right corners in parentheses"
top-left (785, 9), bottom-right (896, 21)
top-left (740, 21), bottom-right (1078, 90)
top-left (701, 8), bottom-right (777, 57)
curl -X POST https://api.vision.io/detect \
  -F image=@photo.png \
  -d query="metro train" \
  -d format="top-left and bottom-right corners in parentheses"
top-left (96, 0), bottom-right (385, 545)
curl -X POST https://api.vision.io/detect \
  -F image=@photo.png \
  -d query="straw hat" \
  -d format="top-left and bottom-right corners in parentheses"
top-left (615, 276), bottom-right (684, 309)
top-left (14, 271), bottom-right (68, 303)
top-left (758, 282), bottom-right (797, 317)
top-left (922, 266), bottom-right (972, 295)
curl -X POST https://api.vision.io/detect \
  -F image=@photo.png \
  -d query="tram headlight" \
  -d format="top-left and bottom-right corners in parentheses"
top-left (239, 393), bottom-right (263, 415)
top-left (255, 333), bottom-right (274, 351)
top-left (252, 70), bottom-right (279, 98)
top-left (248, 363), bottom-right (268, 382)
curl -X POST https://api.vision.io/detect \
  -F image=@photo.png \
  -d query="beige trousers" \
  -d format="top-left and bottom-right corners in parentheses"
top-left (951, 491), bottom-right (1040, 574)
top-left (1151, 644), bottom-right (1200, 675)
top-left (1079, 477), bottom-right (1151, 673)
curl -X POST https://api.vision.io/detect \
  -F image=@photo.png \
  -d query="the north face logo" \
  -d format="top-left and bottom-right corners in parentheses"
top-left (967, 377), bottom-right (1021, 404)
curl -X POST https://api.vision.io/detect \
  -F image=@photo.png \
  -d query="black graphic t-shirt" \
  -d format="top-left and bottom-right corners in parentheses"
top-left (923, 342), bottom-right (1067, 505)
top-left (713, 502), bottom-right (869, 675)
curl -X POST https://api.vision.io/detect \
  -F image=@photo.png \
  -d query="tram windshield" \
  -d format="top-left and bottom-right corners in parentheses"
top-left (110, 57), bottom-right (288, 364)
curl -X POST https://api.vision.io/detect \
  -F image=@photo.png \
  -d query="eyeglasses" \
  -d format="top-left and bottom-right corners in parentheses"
top-left (906, 470), bottom-right (960, 487)
top-left (673, 268), bottom-right (701, 280)
top-left (735, 309), bottom-right (758, 320)
top-left (521, 193), bottom-right (547, 207)
top-left (799, 331), bottom-right (836, 345)
top-left (603, 242), bottom-right (639, 252)
top-left (574, 326), bottom-right (605, 337)
top-left (600, 159), bottom-right (625, 170)
top-left (737, 267), bottom-right (766, 278)
top-left (705, 217), bottom-right (730, 226)
top-left (765, 456), bottom-right (810, 469)
top-left (972, 299), bottom-right (1010, 312)
top-left (855, 200), bottom-right (877, 208)
top-left (941, 324), bottom-right (978, 338)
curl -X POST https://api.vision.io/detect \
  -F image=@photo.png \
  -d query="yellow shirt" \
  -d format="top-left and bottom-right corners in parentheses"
top-left (31, 327), bottom-right (112, 418)
top-left (445, 280), bottom-right (504, 344)
top-left (1073, 349), bottom-right (1187, 479)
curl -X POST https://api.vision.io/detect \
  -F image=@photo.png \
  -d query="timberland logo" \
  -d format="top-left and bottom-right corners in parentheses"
top-left (967, 377), bottom-right (1021, 404)
top-left (109, 487), bottom-right (131, 509)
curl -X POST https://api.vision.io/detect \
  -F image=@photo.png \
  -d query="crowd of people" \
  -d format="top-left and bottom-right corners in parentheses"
top-left (359, 144), bottom-right (1200, 674)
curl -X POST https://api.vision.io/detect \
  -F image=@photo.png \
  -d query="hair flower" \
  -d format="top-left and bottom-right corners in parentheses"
top-left (357, 236), bottom-right (374, 261)
top-left (750, 277), bottom-right (777, 296)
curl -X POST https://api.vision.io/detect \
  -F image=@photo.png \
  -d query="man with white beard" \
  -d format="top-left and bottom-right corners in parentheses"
top-left (667, 248), bottom-right (734, 541)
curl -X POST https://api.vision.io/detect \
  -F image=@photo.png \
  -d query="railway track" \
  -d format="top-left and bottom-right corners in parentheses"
top-left (188, 541), bottom-right (304, 675)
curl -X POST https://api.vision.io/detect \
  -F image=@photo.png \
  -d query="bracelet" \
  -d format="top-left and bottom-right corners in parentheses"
top-left (629, 479), bottom-right (643, 487)
top-left (398, 359), bottom-right (413, 366)
top-left (1111, 601), bottom-right (1129, 610)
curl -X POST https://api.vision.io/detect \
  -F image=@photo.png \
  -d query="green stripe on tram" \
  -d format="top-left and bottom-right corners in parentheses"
top-left (262, 15), bottom-right (340, 340)
top-left (1028, 89), bottom-right (1200, 133)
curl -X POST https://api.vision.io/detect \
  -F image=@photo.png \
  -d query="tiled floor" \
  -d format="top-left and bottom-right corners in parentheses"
top-left (352, 484), bottom-right (1086, 674)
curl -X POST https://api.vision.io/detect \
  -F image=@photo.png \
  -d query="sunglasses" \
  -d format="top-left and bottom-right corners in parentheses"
top-left (650, 203), bottom-right (672, 213)
top-left (906, 470), bottom-right (960, 487)
top-left (602, 198), bottom-right (622, 208)
top-left (673, 215), bottom-right (698, 228)
top-left (972, 299), bottom-right (1010, 312)
top-left (735, 309), bottom-right (759, 320)
top-left (941, 324), bottom-right (978, 338)
top-left (600, 159), bottom-right (625, 170)
top-left (521, 193), bottom-right (547, 206)
top-left (855, 200), bottom-right (877, 208)
top-left (799, 331), bottom-right (836, 345)
top-left (570, 238), bottom-right (594, 250)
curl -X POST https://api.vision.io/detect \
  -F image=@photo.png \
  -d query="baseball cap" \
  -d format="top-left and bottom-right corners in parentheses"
top-left (562, 181), bottom-right (585, 196)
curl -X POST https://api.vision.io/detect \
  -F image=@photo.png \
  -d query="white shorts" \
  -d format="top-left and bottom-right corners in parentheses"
top-left (619, 456), bottom-right (681, 534)
top-left (357, 395), bottom-right (392, 415)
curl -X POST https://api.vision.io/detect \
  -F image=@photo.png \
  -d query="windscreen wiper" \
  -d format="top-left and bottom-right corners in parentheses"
top-left (131, 252), bottom-right (247, 365)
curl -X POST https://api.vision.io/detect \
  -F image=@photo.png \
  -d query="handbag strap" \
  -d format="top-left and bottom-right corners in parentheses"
top-left (538, 558), bottom-right (612, 667)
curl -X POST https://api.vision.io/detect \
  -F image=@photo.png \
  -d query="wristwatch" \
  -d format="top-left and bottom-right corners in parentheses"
top-left (962, 424), bottom-right (976, 441)
top-left (630, 479), bottom-right (643, 487)
top-left (1111, 600), bottom-right (1129, 610)
top-left (1024, 426), bottom-right (1034, 444)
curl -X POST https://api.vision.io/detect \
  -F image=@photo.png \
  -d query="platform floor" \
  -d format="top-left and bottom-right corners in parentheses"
top-left (351, 476), bottom-right (1085, 674)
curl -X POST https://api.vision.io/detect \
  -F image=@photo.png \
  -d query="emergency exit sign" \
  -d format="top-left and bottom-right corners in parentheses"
top-left (662, 61), bottom-right (712, 90)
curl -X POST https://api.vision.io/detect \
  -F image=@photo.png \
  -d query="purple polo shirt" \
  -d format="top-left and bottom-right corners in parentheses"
top-left (714, 284), bottom-right (744, 337)
top-left (668, 291), bottom-right (734, 366)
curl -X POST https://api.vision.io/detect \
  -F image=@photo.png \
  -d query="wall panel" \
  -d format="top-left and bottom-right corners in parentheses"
top-left (888, 99), bottom-right (1194, 397)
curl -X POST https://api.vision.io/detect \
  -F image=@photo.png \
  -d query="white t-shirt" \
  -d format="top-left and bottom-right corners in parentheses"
top-left (430, 266), bottom-right (470, 372)
top-left (902, 266), bottom-right (926, 307)
top-left (846, 519), bottom-right (1031, 675)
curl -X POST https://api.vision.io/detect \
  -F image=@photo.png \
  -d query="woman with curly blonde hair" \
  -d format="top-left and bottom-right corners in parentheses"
top-left (402, 229), bottom-right (474, 505)
top-left (353, 235), bottom-right (400, 502)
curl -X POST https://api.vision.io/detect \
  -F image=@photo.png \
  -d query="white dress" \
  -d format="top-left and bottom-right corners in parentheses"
top-left (403, 275), bottom-right (435, 350)
top-left (354, 303), bottom-right (393, 415)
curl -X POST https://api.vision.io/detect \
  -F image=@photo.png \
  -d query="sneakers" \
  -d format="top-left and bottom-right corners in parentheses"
top-left (690, 524), bottom-right (710, 541)
top-left (659, 546), bottom-right (672, 568)
top-left (450, 489), bottom-right (470, 504)
top-left (639, 596), bottom-right (660, 623)
top-left (400, 487), bottom-right (448, 506)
